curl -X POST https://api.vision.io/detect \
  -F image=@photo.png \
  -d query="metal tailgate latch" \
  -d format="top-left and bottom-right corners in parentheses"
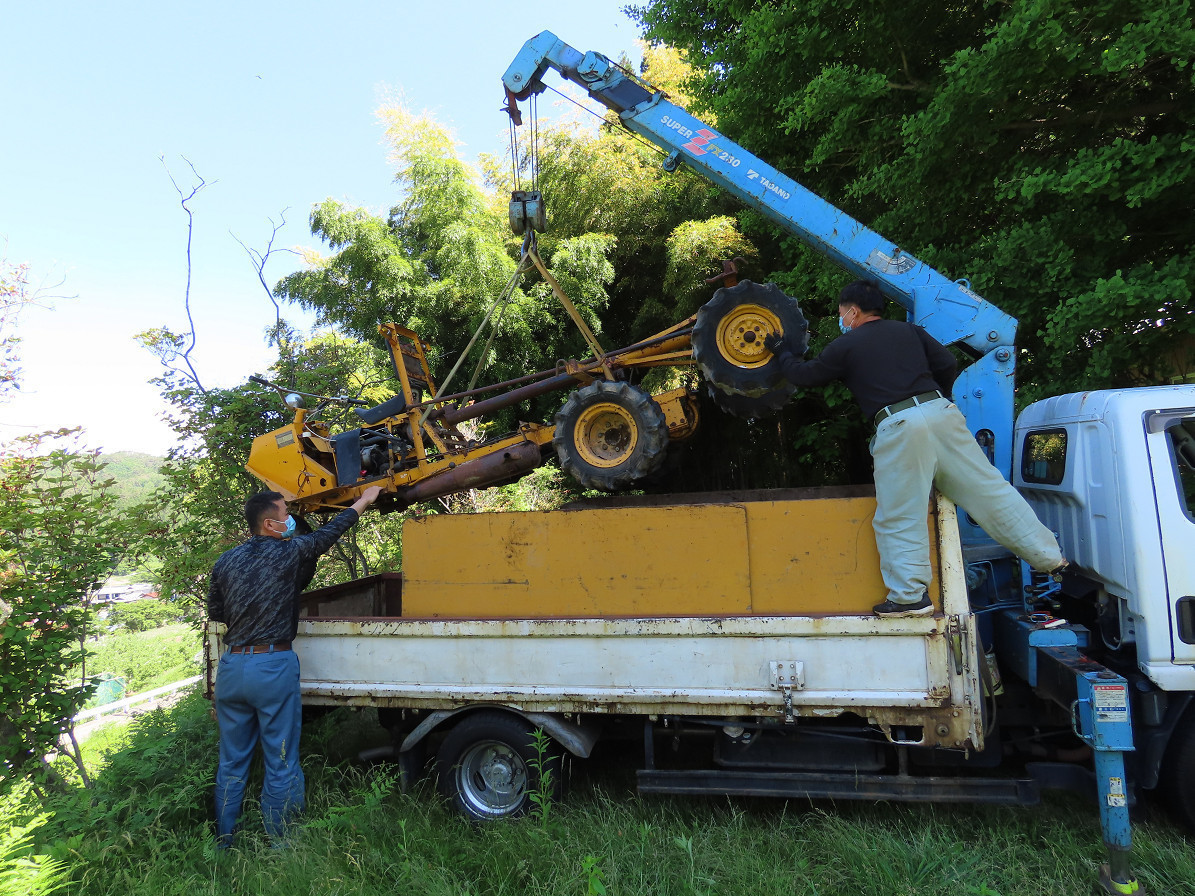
top-left (769, 660), bottom-right (805, 723)
top-left (947, 616), bottom-right (965, 675)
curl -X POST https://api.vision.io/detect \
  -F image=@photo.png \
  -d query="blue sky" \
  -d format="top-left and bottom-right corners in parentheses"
top-left (0, 1), bottom-right (642, 454)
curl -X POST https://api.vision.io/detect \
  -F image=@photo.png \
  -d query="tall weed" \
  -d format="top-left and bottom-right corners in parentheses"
top-left (527, 727), bottom-right (556, 827)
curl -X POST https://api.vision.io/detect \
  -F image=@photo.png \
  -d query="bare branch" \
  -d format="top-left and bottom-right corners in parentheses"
top-left (230, 209), bottom-right (300, 344)
top-left (160, 155), bottom-right (211, 392)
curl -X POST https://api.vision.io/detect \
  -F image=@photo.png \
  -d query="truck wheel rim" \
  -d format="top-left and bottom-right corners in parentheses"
top-left (456, 740), bottom-right (529, 817)
top-left (575, 403), bottom-right (638, 468)
top-left (715, 303), bottom-right (781, 368)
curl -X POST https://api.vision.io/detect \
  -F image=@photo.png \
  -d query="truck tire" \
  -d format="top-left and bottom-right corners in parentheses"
top-left (706, 381), bottom-right (795, 419)
top-left (553, 381), bottom-right (669, 491)
top-left (436, 711), bottom-right (562, 821)
top-left (694, 280), bottom-right (808, 398)
top-left (1161, 707), bottom-right (1195, 832)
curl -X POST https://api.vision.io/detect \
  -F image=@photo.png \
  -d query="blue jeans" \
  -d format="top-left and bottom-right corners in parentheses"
top-left (214, 648), bottom-right (305, 846)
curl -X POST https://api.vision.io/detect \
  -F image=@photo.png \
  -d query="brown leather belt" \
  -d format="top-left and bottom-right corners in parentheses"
top-left (228, 641), bottom-right (292, 654)
top-left (874, 390), bottom-right (945, 425)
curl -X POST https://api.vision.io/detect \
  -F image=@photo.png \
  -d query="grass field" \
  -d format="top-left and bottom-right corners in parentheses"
top-left (4, 691), bottom-right (1194, 896)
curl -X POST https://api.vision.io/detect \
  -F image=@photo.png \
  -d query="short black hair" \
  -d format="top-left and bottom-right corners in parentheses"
top-left (839, 279), bottom-right (886, 313)
top-left (245, 490), bottom-right (285, 534)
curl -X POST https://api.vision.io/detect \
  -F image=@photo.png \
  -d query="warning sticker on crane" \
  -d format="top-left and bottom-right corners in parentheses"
top-left (1107, 775), bottom-right (1127, 808)
top-left (1093, 684), bottom-right (1128, 722)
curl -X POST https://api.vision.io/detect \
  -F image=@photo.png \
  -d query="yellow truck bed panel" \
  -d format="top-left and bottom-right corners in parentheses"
top-left (401, 491), bottom-right (941, 618)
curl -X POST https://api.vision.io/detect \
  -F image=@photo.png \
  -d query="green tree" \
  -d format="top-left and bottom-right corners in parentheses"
top-left (0, 431), bottom-right (130, 793)
top-left (484, 120), bottom-right (733, 343)
top-left (482, 44), bottom-right (746, 345)
top-left (280, 49), bottom-right (762, 400)
top-left (132, 325), bottom-right (416, 610)
top-left (106, 599), bottom-right (182, 634)
top-left (635, 0), bottom-right (1195, 398)
top-left (276, 107), bottom-right (639, 430)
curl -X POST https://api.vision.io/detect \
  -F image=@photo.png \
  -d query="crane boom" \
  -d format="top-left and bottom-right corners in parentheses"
top-left (503, 31), bottom-right (1019, 479)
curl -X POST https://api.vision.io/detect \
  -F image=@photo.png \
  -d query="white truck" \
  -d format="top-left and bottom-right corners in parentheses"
top-left (207, 32), bottom-right (1195, 895)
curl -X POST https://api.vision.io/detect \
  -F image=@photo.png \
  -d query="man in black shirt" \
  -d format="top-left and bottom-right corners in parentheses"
top-left (208, 485), bottom-right (382, 847)
top-left (766, 280), bottom-right (1065, 617)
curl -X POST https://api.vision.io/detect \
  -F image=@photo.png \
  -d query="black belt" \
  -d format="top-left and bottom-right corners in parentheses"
top-left (228, 641), bottom-right (292, 654)
top-left (874, 391), bottom-right (945, 425)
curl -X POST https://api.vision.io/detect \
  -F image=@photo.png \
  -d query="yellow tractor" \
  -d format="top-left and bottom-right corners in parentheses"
top-left (246, 239), bottom-right (807, 514)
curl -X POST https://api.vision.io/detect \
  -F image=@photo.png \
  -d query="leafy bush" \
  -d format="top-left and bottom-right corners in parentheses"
top-left (0, 431), bottom-right (129, 792)
top-left (105, 600), bottom-right (183, 634)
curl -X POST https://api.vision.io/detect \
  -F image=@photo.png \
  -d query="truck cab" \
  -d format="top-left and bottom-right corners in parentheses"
top-left (1015, 385), bottom-right (1195, 684)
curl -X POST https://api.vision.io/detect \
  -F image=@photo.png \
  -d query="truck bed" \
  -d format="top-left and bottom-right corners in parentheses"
top-left (205, 489), bottom-right (983, 749)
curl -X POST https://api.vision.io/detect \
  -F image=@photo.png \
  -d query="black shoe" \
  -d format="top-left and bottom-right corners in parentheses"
top-left (873, 593), bottom-right (933, 618)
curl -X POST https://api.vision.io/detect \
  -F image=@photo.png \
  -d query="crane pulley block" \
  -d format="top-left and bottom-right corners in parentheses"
top-left (509, 190), bottom-right (546, 235)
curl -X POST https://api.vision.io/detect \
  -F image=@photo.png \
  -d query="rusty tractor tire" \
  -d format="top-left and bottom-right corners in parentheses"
top-left (553, 381), bottom-right (669, 491)
top-left (705, 381), bottom-right (795, 419)
top-left (693, 280), bottom-right (809, 398)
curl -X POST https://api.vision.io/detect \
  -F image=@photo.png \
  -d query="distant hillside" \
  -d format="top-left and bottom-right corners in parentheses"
top-left (102, 451), bottom-right (166, 508)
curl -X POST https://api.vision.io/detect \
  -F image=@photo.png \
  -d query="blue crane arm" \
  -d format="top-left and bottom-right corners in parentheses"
top-left (504, 32), bottom-right (1018, 481)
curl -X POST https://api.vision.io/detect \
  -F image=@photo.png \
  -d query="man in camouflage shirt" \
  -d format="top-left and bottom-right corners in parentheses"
top-left (208, 485), bottom-right (381, 847)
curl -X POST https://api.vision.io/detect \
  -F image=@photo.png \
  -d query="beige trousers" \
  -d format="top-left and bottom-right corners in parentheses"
top-left (870, 398), bottom-right (1063, 605)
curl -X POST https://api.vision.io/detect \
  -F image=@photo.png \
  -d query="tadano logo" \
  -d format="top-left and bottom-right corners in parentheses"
top-left (683, 128), bottom-right (720, 155)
